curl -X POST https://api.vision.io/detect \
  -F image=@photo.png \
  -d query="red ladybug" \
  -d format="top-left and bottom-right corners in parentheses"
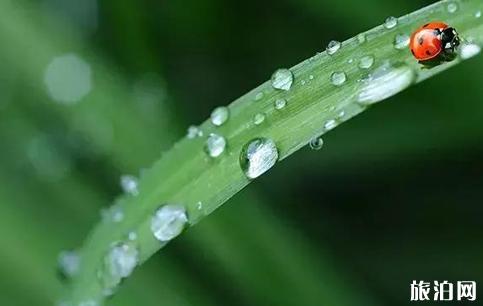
top-left (409, 22), bottom-right (460, 63)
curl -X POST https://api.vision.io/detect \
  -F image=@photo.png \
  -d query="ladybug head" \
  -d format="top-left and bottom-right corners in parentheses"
top-left (441, 27), bottom-right (460, 54)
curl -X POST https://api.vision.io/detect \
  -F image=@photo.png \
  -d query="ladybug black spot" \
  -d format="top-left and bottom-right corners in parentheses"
top-left (418, 36), bottom-right (424, 45)
top-left (425, 50), bottom-right (432, 56)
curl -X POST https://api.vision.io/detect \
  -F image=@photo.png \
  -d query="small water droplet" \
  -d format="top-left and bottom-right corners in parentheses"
top-left (326, 40), bottom-right (341, 55)
top-left (359, 55), bottom-right (375, 69)
top-left (394, 34), bottom-right (410, 50)
top-left (309, 137), bottom-right (324, 150)
top-left (151, 205), bottom-right (188, 242)
top-left (274, 99), bottom-right (287, 110)
top-left (240, 138), bottom-right (278, 179)
top-left (300, 80), bottom-right (306, 85)
top-left (120, 175), bottom-right (139, 196)
top-left (271, 68), bottom-right (294, 91)
top-left (253, 113), bottom-right (266, 125)
top-left (105, 242), bottom-right (138, 279)
top-left (196, 201), bottom-right (203, 210)
top-left (357, 33), bottom-right (367, 44)
top-left (460, 43), bottom-right (481, 60)
top-left (187, 125), bottom-right (203, 139)
top-left (337, 110), bottom-right (346, 119)
top-left (330, 71), bottom-right (347, 86)
top-left (447, 2), bottom-right (458, 13)
top-left (309, 75), bottom-right (314, 80)
top-left (255, 92), bottom-right (264, 101)
top-left (384, 16), bottom-right (397, 29)
top-left (324, 119), bottom-right (337, 131)
top-left (358, 63), bottom-right (415, 105)
top-left (210, 106), bottom-right (230, 126)
top-left (58, 250), bottom-right (80, 279)
top-left (128, 232), bottom-right (137, 241)
top-left (347, 58), bottom-right (354, 64)
top-left (476, 10), bottom-right (481, 18)
top-left (102, 204), bottom-right (124, 223)
top-left (204, 133), bottom-right (227, 158)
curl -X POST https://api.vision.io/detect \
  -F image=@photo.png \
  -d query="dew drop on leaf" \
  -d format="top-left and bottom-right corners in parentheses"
top-left (330, 71), bottom-right (347, 86)
top-left (271, 68), bottom-right (294, 91)
top-left (326, 40), bottom-right (341, 55)
top-left (204, 133), bottom-right (227, 158)
top-left (274, 98), bottom-right (287, 110)
top-left (120, 175), bottom-right (139, 196)
top-left (309, 137), bottom-right (324, 150)
top-left (210, 106), bottom-right (230, 126)
top-left (394, 34), bottom-right (410, 50)
top-left (151, 205), bottom-right (188, 242)
top-left (384, 16), bottom-right (397, 29)
top-left (240, 138), bottom-right (279, 179)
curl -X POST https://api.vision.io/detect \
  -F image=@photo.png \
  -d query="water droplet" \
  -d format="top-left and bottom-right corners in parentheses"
top-left (105, 242), bottom-right (139, 280)
top-left (253, 113), bottom-right (266, 125)
top-left (102, 204), bottom-right (124, 223)
top-left (357, 63), bottom-right (415, 105)
top-left (128, 232), bottom-right (137, 241)
top-left (357, 33), bottom-right (366, 44)
top-left (240, 138), bottom-right (279, 179)
top-left (326, 40), bottom-right (341, 55)
top-left (476, 10), bottom-right (481, 18)
top-left (271, 68), bottom-right (294, 91)
top-left (394, 34), bottom-right (410, 50)
top-left (337, 110), bottom-right (346, 119)
top-left (347, 58), bottom-right (354, 64)
top-left (255, 92), bottom-right (264, 101)
top-left (359, 55), bottom-right (375, 69)
top-left (309, 75), bottom-right (314, 80)
top-left (384, 16), bottom-right (397, 29)
top-left (196, 201), bottom-right (203, 210)
top-left (447, 2), bottom-right (458, 13)
top-left (58, 250), bottom-right (80, 279)
top-left (460, 43), bottom-right (481, 60)
top-left (204, 133), bottom-right (227, 158)
top-left (309, 137), bottom-right (324, 150)
top-left (120, 175), bottom-right (139, 196)
top-left (330, 71), bottom-right (347, 86)
top-left (151, 205), bottom-right (188, 242)
top-left (324, 119), bottom-right (337, 131)
top-left (300, 79), bottom-right (306, 85)
top-left (44, 53), bottom-right (92, 104)
top-left (274, 98), bottom-right (287, 110)
top-left (187, 125), bottom-right (203, 139)
top-left (210, 106), bottom-right (229, 126)
top-left (79, 300), bottom-right (99, 306)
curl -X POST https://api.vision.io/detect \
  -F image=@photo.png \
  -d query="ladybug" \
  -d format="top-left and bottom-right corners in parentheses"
top-left (409, 22), bottom-right (460, 64)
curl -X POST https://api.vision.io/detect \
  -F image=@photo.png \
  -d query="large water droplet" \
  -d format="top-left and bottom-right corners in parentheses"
top-left (330, 71), bottom-right (347, 86)
top-left (120, 175), bottom-right (139, 196)
top-left (359, 55), bottom-right (375, 69)
top-left (357, 64), bottom-right (415, 105)
top-left (460, 43), bottom-right (481, 60)
top-left (204, 133), bottom-right (227, 158)
top-left (253, 113), bottom-right (266, 125)
top-left (394, 34), bottom-right (410, 50)
top-left (44, 53), bottom-right (92, 105)
top-left (210, 106), bottom-right (230, 126)
top-left (384, 16), bottom-right (397, 29)
top-left (309, 137), bottom-right (324, 150)
top-left (151, 205), bottom-right (188, 241)
top-left (58, 250), bottom-right (80, 279)
top-left (187, 125), bottom-right (203, 139)
top-left (326, 40), bottom-right (341, 55)
top-left (274, 98), bottom-right (287, 110)
top-left (447, 2), bottom-right (458, 13)
top-left (240, 138), bottom-right (278, 179)
top-left (271, 69), bottom-right (294, 91)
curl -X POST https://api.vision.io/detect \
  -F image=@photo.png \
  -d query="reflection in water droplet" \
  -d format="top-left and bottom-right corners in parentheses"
top-left (44, 53), bottom-right (92, 104)
top-left (274, 99), bottom-right (287, 110)
top-left (330, 71), bottom-right (347, 86)
top-left (309, 137), bottom-right (324, 150)
top-left (120, 175), bottom-right (139, 196)
top-left (210, 106), bottom-right (230, 126)
top-left (384, 16), bottom-right (397, 29)
top-left (326, 40), bottom-right (341, 55)
top-left (447, 2), bottom-right (458, 13)
top-left (394, 34), bottom-right (410, 50)
top-left (460, 43), bottom-right (481, 60)
top-left (253, 113), bottom-right (266, 125)
top-left (359, 55), bottom-right (375, 69)
top-left (240, 138), bottom-right (278, 179)
top-left (58, 250), bottom-right (80, 279)
top-left (151, 205), bottom-right (188, 241)
top-left (271, 69), bottom-right (294, 91)
top-left (204, 133), bottom-right (227, 158)
top-left (358, 64), bottom-right (415, 105)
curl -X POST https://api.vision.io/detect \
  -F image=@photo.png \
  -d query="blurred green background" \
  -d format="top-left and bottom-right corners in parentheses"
top-left (0, 0), bottom-right (482, 305)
